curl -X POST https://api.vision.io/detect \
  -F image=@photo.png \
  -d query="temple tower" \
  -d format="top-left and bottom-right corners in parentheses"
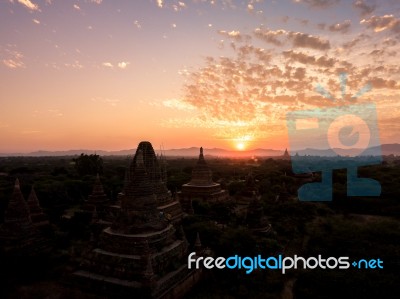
top-left (0, 179), bottom-right (49, 256)
top-left (75, 148), bottom-right (200, 298)
top-left (178, 147), bottom-right (228, 213)
top-left (27, 186), bottom-right (49, 228)
top-left (128, 141), bottom-right (182, 223)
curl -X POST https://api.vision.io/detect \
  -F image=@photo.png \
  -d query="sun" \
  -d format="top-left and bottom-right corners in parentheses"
top-left (236, 142), bottom-right (246, 151)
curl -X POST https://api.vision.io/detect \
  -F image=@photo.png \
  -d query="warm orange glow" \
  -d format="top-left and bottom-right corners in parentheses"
top-left (236, 142), bottom-right (246, 151)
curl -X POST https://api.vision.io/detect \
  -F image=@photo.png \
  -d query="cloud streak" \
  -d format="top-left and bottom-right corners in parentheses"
top-left (254, 28), bottom-right (330, 50)
top-left (13, 0), bottom-right (40, 11)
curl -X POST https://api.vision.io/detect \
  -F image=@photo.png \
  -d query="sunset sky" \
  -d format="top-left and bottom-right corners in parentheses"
top-left (1, 0), bottom-right (399, 153)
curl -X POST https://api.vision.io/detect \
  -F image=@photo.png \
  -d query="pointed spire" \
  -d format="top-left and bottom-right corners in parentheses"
top-left (187, 146), bottom-right (213, 186)
top-left (87, 173), bottom-right (108, 204)
top-left (4, 178), bottom-right (31, 225)
top-left (283, 148), bottom-right (290, 160)
top-left (27, 185), bottom-right (43, 214)
top-left (14, 178), bottom-right (20, 189)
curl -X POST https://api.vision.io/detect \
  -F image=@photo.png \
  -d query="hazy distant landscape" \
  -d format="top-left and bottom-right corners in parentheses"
top-left (1, 143), bottom-right (400, 158)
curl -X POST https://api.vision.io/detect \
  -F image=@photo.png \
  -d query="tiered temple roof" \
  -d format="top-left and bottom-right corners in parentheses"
top-left (81, 174), bottom-right (111, 224)
top-left (179, 147), bottom-right (228, 213)
top-left (75, 148), bottom-right (200, 298)
top-left (128, 141), bottom-right (182, 223)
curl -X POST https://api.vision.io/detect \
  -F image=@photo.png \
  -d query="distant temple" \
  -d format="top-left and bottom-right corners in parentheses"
top-left (0, 179), bottom-right (49, 256)
top-left (82, 173), bottom-right (111, 223)
top-left (178, 147), bottom-right (228, 213)
top-left (74, 144), bottom-right (200, 298)
top-left (27, 186), bottom-right (50, 229)
top-left (282, 148), bottom-right (291, 160)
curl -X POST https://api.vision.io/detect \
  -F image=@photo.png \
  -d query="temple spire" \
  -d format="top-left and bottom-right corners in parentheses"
top-left (27, 186), bottom-right (42, 216)
top-left (3, 178), bottom-right (32, 230)
top-left (14, 178), bottom-right (20, 189)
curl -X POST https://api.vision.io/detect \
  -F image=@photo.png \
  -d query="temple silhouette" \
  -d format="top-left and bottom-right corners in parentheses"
top-left (74, 141), bottom-right (201, 298)
top-left (178, 147), bottom-right (228, 213)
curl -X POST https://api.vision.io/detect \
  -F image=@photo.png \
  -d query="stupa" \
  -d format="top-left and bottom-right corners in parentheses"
top-left (87, 174), bottom-right (109, 206)
top-left (74, 150), bottom-right (200, 298)
top-left (82, 173), bottom-right (111, 222)
top-left (27, 186), bottom-right (49, 228)
top-left (127, 141), bottom-right (182, 223)
top-left (282, 148), bottom-right (291, 160)
top-left (178, 147), bottom-right (228, 212)
top-left (0, 179), bottom-right (49, 256)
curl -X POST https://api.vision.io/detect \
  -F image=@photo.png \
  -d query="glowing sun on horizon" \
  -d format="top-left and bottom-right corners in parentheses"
top-left (236, 142), bottom-right (246, 151)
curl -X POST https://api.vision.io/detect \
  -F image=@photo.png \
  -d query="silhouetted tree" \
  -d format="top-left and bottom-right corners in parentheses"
top-left (73, 154), bottom-right (103, 176)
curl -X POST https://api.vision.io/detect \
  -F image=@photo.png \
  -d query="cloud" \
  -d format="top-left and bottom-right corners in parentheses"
top-left (353, 0), bottom-right (375, 17)
top-left (32, 18), bottom-right (40, 24)
top-left (282, 50), bottom-right (337, 67)
top-left (157, 0), bottom-right (163, 8)
top-left (172, 1), bottom-right (186, 11)
top-left (342, 33), bottom-right (371, 49)
top-left (162, 99), bottom-right (196, 111)
top-left (254, 28), bottom-right (330, 50)
top-left (218, 30), bottom-right (251, 43)
top-left (117, 61), bottom-right (129, 69)
top-left (254, 28), bottom-right (286, 46)
top-left (101, 61), bottom-right (129, 69)
top-left (102, 62), bottom-right (113, 68)
top-left (64, 60), bottom-right (83, 69)
top-left (294, 0), bottom-right (340, 9)
top-left (289, 31), bottom-right (330, 50)
top-left (360, 15), bottom-right (400, 33)
top-left (2, 49), bottom-right (25, 69)
top-left (134, 20), bottom-right (141, 29)
top-left (328, 20), bottom-right (351, 33)
top-left (73, 4), bottom-right (81, 10)
top-left (118, 61), bottom-right (130, 69)
top-left (369, 77), bottom-right (400, 89)
top-left (89, 0), bottom-right (102, 4)
top-left (12, 0), bottom-right (40, 11)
